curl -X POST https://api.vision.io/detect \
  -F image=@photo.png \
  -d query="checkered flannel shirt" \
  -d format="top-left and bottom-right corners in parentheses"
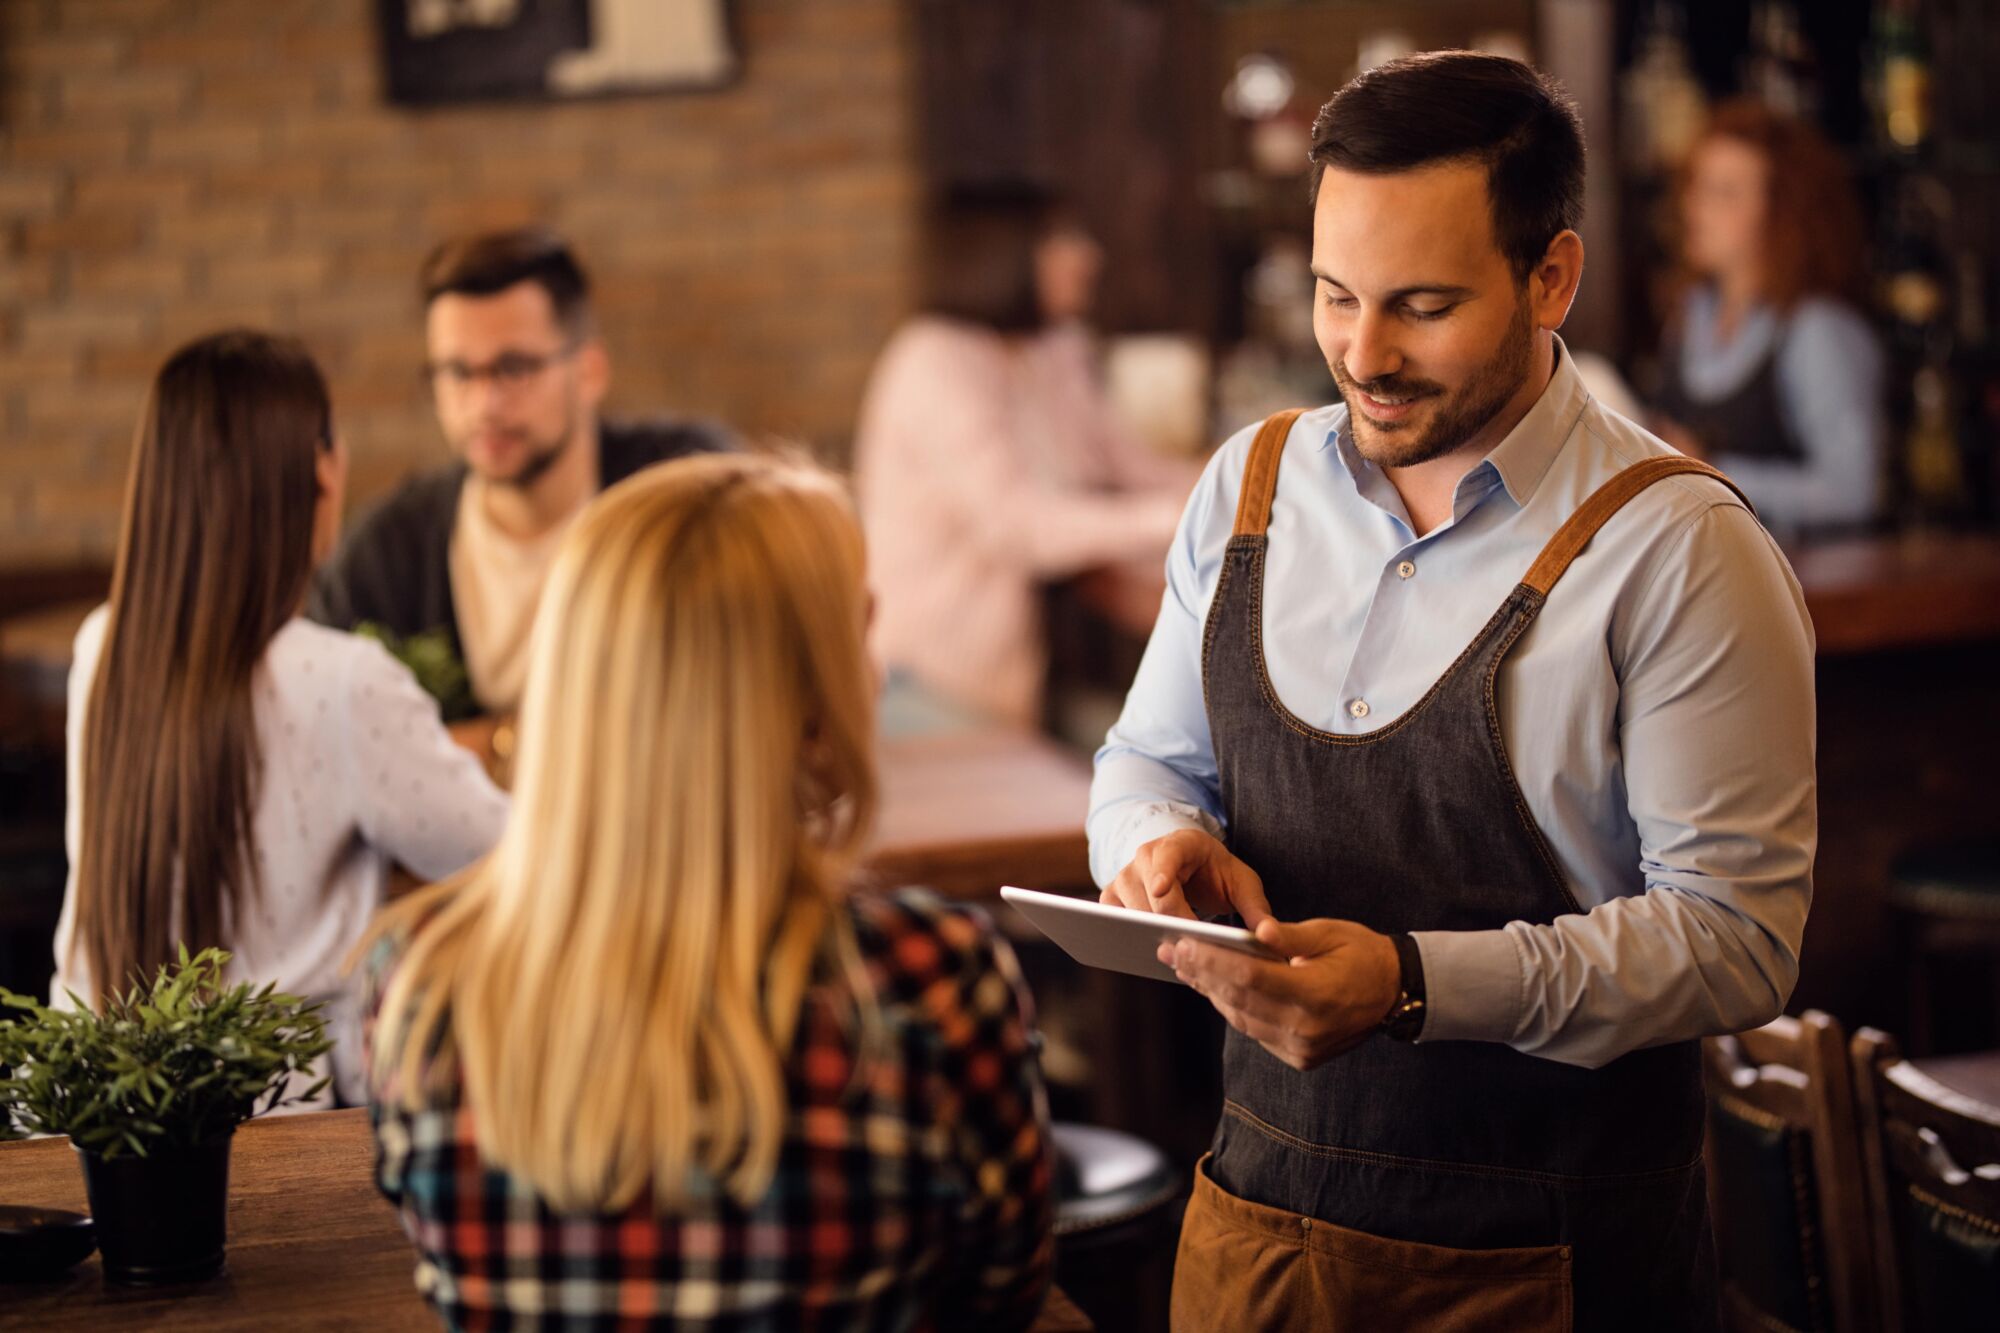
top-left (365, 889), bottom-right (1055, 1331)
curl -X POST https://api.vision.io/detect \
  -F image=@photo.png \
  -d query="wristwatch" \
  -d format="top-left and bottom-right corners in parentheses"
top-left (1378, 932), bottom-right (1427, 1043)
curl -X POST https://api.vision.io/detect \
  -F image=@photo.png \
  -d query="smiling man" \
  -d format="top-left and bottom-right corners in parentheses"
top-left (1090, 53), bottom-right (1814, 1330)
top-left (311, 229), bottom-right (730, 730)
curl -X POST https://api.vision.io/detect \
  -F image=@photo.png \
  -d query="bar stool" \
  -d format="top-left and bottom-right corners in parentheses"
top-left (1051, 1122), bottom-right (1181, 1333)
top-left (1888, 839), bottom-right (2000, 1054)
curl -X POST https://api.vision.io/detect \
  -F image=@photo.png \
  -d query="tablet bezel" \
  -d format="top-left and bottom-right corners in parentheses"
top-left (999, 885), bottom-right (1279, 984)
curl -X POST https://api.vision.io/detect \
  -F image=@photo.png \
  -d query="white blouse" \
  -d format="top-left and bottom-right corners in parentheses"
top-left (53, 609), bottom-right (509, 1106)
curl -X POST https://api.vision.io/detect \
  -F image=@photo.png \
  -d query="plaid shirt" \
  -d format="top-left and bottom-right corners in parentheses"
top-left (365, 890), bottom-right (1054, 1332)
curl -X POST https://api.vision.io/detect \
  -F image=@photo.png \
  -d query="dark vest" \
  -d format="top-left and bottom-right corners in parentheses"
top-left (1656, 330), bottom-right (1806, 463)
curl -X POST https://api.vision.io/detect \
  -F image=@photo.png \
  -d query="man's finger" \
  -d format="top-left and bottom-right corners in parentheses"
top-left (1102, 864), bottom-right (1148, 912)
top-left (1206, 994), bottom-right (1292, 1051)
top-left (1227, 869), bottom-right (1276, 930)
top-left (1171, 940), bottom-right (1310, 1016)
top-left (1143, 838), bottom-right (1203, 920)
top-left (1254, 917), bottom-right (1347, 960)
top-left (1137, 853), bottom-right (1198, 917)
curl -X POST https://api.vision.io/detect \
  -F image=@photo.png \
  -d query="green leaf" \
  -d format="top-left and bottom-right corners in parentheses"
top-left (0, 944), bottom-right (330, 1150)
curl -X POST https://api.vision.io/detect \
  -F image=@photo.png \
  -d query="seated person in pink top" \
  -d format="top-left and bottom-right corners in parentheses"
top-left (855, 184), bottom-right (1192, 729)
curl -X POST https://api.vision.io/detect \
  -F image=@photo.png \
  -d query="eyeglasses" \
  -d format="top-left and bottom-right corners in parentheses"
top-left (424, 344), bottom-right (578, 392)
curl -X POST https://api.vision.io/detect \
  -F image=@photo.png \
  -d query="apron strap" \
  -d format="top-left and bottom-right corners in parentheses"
top-left (1521, 456), bottom-right (1752, 597)
top-left (1228, 410), bottom-right (1752, 596)
top-left (1231, 408), bottom-right (1308, 538)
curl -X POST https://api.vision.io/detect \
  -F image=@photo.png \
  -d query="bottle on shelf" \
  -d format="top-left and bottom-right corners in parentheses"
top-left (1746, 0), bottom-right (1819, 120)
top-left (1621, 0), bottom-right (1707, 177)
top-left (1876, 176), bottom-right (1951, 355)
top-left (1902, 349), bottom-right (1971, 525)
top-left (1871, 0), bottom-right (1932, 154)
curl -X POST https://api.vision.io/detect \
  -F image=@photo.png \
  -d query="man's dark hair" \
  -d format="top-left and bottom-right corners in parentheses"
top-left (1309, 50), bottom-right (1584, 281)
top-left (419, 227), bottom-right (594, 336)
top-left (919, 182), bottom-right (1062, 335)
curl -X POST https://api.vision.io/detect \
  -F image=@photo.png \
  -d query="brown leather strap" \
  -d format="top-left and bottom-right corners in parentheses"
top-left (1522, 456), bottom-right (1752, 596)
top-left (1231, 408), bottom-right (1307, 538)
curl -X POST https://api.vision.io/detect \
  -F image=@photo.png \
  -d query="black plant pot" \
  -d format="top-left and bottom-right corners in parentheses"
top-left (75, 1128), bottom-right (234, 1285)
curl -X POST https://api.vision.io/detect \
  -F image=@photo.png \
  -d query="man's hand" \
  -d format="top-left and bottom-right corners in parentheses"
top-left (1159, 918), bottom-right (1402, 1071)
top-left (1101, 829), bottom-right (1272, 925)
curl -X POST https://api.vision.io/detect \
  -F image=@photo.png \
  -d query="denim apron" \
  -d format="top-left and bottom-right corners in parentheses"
top-left (1173, 410), bottom-right (1743, 1331)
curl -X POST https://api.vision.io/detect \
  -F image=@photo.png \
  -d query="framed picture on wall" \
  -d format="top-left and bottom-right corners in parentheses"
top-left (378, 0), bottom-right (738, 106)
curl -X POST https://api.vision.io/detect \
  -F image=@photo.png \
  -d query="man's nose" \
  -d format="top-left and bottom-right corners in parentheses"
top-left (460, 374), bottom-right (509, 418)
top-left (1343, 308), bottom-right (1403, 385)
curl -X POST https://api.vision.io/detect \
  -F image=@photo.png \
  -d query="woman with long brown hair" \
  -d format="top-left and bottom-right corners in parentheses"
top-left (363, 453), bottom-right (1053, 1329)
top-left (1653, 98), bottom-right (1887, 534)
top-left (53, 329), bottom-right (507, 1105)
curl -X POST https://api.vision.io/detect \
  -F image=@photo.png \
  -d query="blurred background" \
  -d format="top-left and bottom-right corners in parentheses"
top-left (3, 0), bottom-right (1999, 1211)
top-left (4, 0), bottom-right (1994, 563)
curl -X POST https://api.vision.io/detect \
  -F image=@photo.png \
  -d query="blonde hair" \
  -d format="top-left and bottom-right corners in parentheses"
top-left (366, 452), bottom-right (878, 1211)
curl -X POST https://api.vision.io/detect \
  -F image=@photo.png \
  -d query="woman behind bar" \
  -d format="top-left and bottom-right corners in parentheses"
top-left (362, 454), bottom-right (1053, 1329)
top-left (855, 183), bottom-right (1191, 729)
top-left (1653, 98), bottom-right (1887, 534)
top-left (53, 330), bottom-right (508, 1106)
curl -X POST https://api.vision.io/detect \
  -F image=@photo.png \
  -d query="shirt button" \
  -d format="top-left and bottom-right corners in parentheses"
top-left (1348, 699), bottom-right (1370, 719)
top-left (1397, 560), bottom-right (1417, 579)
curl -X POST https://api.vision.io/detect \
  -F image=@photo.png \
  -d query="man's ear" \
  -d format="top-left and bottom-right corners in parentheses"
top-left (1532, 230), bottom-right (1585, 332)
top-left (576, 336), bottom-right (611, 408)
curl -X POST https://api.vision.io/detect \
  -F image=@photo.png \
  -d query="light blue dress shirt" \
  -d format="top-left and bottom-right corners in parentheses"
top-left (1673, 285), bottom-right (1887, 534)
top-left (1089, 342), bottom-right (1817, 1068)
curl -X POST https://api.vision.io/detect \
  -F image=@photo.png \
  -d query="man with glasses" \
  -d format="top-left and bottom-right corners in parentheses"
top-left (312, 228), bottom-right (730, 753)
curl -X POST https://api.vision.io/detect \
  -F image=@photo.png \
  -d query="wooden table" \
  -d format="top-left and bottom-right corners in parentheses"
top-left (1915, 1051), bottom-right (2000, 1113)
top-left (0, 1109), bottom-right (1092, 1331)
top-left (869, 727), bottom-right (1096, 897)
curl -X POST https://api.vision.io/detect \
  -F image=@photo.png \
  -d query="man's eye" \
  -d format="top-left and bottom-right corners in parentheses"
top-left (1323, 294), bottom-right (1358, 310)
top-left (492, 357), bottom-right (538, 381)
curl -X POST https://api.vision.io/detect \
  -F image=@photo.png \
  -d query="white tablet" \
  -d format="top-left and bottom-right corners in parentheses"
top-left (999, 885), bottom-right (1279, 984)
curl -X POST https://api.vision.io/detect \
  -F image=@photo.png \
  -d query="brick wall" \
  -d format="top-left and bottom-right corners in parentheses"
top-left (0, 0), bottom-right (919, 564)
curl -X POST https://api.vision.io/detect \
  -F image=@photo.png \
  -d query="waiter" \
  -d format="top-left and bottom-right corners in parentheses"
top-left (1090, 52), bottom-right (1813, 1331)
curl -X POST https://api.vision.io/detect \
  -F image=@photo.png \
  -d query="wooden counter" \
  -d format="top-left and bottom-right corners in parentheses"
top-left (0, 1109), bottom-right (1092, 1331)
top-left (1071, 531), bottom-right (2000, 658)
top-left (1787, 532), bottom-right (2000, 655)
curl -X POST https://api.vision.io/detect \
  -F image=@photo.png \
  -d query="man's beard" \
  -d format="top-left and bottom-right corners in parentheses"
top-left (466, 419), bottom-right (575, 490)
top-left (1331, 295), bottom-right (1535, 469)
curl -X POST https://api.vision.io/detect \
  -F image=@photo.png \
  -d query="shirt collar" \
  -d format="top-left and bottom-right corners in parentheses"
top-left (1321, 335), bottom-right (1589, 517)
top-left (1482, 335), bottom-right (1587, 508)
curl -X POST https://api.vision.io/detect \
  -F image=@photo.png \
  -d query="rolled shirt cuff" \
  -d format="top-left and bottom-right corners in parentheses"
top-left (1407, 928), bottom-right (1528, 1046)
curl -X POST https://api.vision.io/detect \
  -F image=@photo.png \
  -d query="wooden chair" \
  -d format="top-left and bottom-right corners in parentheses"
top-left (1702, 1011), bottom-right (1875, 1332)
top-left (1850, 1029), bottom-right (2000, 1332)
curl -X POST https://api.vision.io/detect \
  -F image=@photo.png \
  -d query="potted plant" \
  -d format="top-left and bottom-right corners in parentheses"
top-left (0, 945), bottom-right (331, 1284)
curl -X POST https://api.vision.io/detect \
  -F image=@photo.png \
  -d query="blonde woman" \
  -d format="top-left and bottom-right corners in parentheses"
top-left (362, 454), bottom-right (1054, 1329)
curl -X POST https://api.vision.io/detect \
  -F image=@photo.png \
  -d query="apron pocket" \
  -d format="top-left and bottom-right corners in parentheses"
top-left (1173, 1154), bottom-right (1573, 1333)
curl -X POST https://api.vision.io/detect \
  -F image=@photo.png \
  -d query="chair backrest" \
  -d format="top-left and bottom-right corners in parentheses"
top-left (1703, 1010), bottom-right (1874, 1332)
top-left (1850, 1029), bottom-right (2000, 1333)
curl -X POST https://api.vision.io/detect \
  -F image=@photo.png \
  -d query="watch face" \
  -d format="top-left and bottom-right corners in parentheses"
top-left (1383, 997), bottom-right (1426, 1042)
